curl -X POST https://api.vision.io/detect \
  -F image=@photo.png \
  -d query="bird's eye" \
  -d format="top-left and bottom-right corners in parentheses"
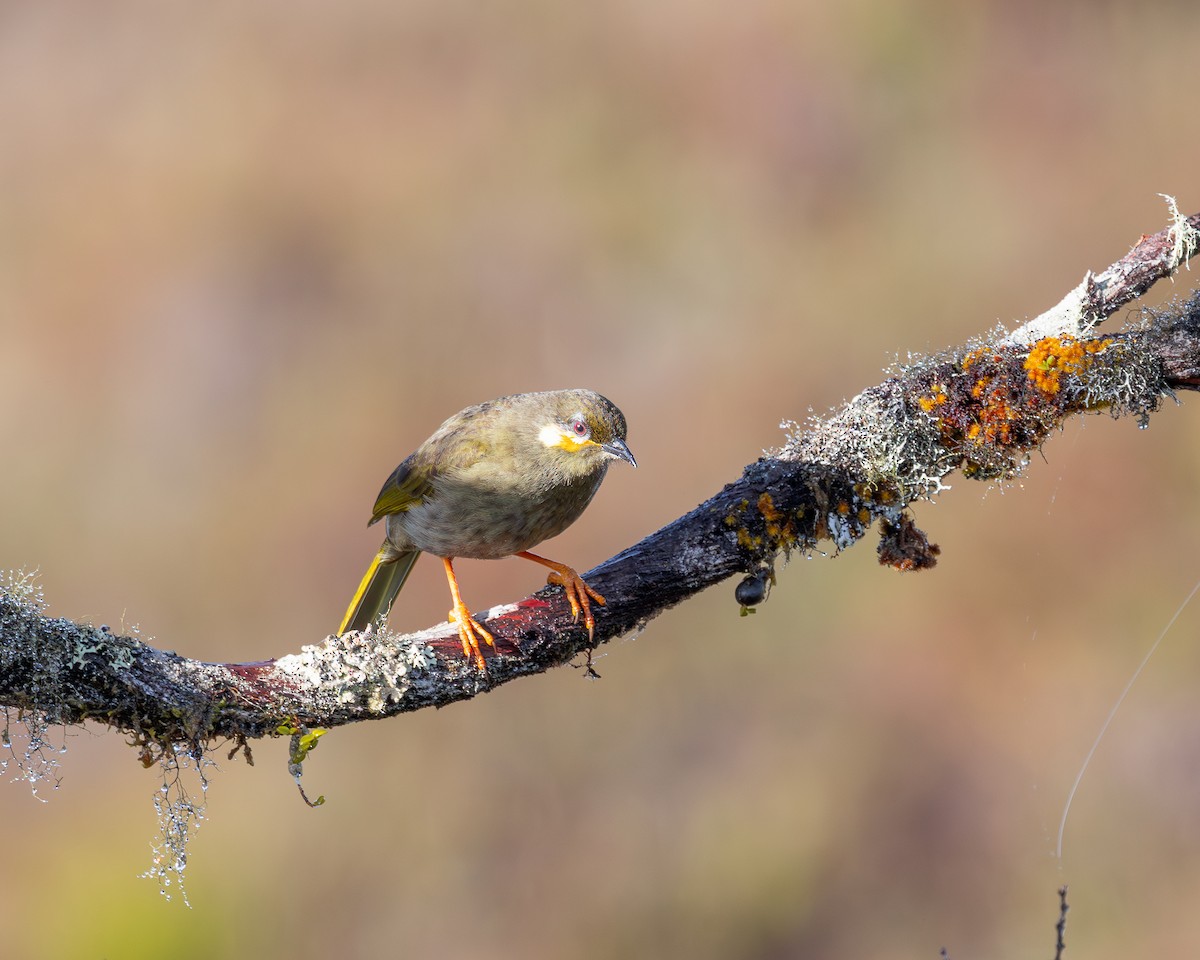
top-left (569, 416), bottom-right (590, 438)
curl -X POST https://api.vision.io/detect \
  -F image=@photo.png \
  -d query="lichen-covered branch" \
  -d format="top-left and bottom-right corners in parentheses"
top-left (3, 206), bottom-right (1200, 751)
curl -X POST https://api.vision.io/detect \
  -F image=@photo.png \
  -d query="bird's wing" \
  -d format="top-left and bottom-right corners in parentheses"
top-left (369, 457), bottom-right (435, 523)
top-left (368, 426), bottom-right (497, 524)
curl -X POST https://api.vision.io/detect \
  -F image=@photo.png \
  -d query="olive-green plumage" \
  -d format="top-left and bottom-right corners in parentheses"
top-left (338, 389), bottom-right (635, 667)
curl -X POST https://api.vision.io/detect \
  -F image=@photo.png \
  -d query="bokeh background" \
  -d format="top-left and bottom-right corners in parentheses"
top-left (3, 2), bottom-right (1200, 957)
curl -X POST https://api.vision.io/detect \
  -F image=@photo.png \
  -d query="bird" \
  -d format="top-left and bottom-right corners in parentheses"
top-left (337, 389), bottom-right (636, 669)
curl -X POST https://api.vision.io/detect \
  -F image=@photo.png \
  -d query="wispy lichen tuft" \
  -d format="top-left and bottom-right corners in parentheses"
top-left (0, 572), bottom-right (65, 798)
top-left (1, 707), bottom-right (65, 799)
top-left (140, 743), bottom-right (214, 907)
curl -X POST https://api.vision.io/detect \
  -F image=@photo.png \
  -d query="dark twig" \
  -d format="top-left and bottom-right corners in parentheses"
top-left (1055, 886), bottom-right (1070, 960)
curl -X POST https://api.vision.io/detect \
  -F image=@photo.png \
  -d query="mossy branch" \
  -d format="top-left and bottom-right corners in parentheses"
top-left (3, 204), bottom-right (1200, 753)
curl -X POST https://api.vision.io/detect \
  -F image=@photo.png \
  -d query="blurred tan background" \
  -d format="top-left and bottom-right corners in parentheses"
top-left (3, 2), bottom-right (1200, 957)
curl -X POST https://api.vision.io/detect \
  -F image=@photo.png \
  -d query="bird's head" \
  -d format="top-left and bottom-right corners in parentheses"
top-left (529, 389), bottom-right (636, 478)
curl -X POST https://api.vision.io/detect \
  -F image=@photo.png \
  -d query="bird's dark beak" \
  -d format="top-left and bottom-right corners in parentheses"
top-left (602, 437), bottom-right (637, 468)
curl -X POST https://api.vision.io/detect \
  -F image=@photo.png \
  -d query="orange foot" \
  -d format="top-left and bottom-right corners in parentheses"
top-left (448, 605), bottom-right (495, 671)
top-left (517, 551), bottom-right (605, 639)
top-left (442, 557), bottom-right (494, 670)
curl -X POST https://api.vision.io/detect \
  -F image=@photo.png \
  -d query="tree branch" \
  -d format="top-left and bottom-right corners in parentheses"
top-left (3, 206), bottom-right (1200, 751)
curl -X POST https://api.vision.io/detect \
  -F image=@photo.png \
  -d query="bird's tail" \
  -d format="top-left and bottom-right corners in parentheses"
top-left (338, 545), bottom-right (421, 636)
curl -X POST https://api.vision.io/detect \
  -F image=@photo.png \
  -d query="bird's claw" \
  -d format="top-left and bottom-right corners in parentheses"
top-left (546, 569), bottom-right (606, 640)
top-left (448, 605), bottom-right (494, 672)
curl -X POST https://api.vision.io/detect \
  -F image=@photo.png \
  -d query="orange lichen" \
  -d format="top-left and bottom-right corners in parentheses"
top-left (736, 527), bottom-right (761, 550)
top-left (970, 375), bottom-right (992, 399)
top-left (917, 384), bottom-right (948, 412)
top-left (757, 492), bottom-right (781, 523)
top-left (724, 499), bottom-right (750, 528)
top-left (1024, 336), bottom-right (1113, 395)
top-left (912, 334), bottom-right (1128, 480)
top-left (757, 492), bottom-right (797, 546)
top-left (962, 348), bottom-right (1003, 372)
top-left (973, 391), bottom-right (1019, 445)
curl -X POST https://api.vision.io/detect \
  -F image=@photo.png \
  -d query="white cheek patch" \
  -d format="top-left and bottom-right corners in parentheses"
top-left (538, 423), bottom-right (567, 448)
top-left (538, 421), bottom-right (592, 452)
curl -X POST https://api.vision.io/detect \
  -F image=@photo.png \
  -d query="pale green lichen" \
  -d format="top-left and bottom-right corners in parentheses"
top-left (1160, 192), bottom-right (1197, 273)
top-left (277, 623), bottom-right (435, 710)
top-left (781, 381), bottom-right (953, 503)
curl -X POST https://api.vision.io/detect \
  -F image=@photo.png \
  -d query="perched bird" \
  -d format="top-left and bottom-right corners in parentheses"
top-left (338, 389), bottom-right (635, 669)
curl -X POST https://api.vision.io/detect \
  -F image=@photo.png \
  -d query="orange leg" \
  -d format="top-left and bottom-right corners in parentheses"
top-left (442, 557), bottom-right (494, 670)
top-left (517, 551), bottom-right (605, 639)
